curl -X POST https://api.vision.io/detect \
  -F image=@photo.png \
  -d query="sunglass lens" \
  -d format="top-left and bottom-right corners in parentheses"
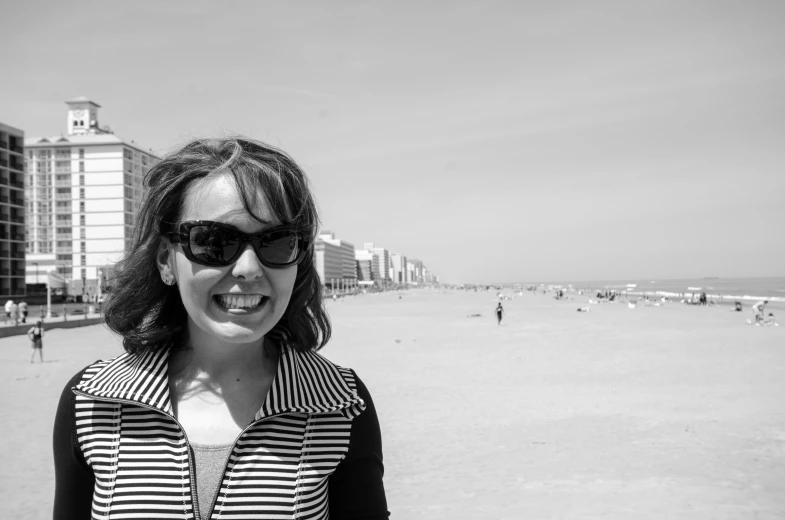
top-left (190, 225), bottom-right (240, 265)
top-left (258, 230), bottom-right (300, 265)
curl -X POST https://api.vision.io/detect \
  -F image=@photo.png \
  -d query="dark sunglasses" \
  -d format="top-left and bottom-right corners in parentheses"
top-left (166, 220), bottom-right (308, 268)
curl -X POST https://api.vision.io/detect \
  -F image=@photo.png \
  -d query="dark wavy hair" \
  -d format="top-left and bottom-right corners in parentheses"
top-left (103, 137), bottom-right (330, 354)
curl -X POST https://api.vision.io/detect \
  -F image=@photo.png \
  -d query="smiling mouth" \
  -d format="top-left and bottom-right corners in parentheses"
top-left (214, 294), bottom-right (268, 310)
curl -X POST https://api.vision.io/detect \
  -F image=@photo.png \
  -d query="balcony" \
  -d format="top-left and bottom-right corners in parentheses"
top-left (0, 214), bottom-right (8, 222)
top-left (9, 161), bottom-right (24, 171)
top-left (56, 234), bottom-right (73, 240)
top-left (0, 140), bottom-right (7, 149)
top-left (0, 158), bottom-right (7, 168)
top-left (0, 196), bottom-right (7, 204)
top-left (11, 233), bottom-right (24, 241)
top-left (9, 178), bottom-right (24, 189)
top-left (10, 250), bottom-right (24, 259)
top-left (55, 193), bottom-right (72, 200)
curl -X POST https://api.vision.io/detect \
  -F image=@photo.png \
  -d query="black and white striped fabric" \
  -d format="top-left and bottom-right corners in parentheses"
top-left (73, 346), bottom-right (366, 519)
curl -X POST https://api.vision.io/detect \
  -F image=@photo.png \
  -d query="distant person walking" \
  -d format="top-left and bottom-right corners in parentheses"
top-left (496, 302), bottom-right (504, 325)
top-left (18, 301), bottom-right (28, 323)
top-left (28, 320), bottom-right (44, 363)
top-left (4, 299), bottom-right (12, 324)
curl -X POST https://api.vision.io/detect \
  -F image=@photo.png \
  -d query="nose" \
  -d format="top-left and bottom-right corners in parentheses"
top-left (231, 244), bottom-right (264, 280)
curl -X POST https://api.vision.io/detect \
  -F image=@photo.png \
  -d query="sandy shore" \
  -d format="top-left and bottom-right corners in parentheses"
top-left (2, 289), bottom-right (783, 519)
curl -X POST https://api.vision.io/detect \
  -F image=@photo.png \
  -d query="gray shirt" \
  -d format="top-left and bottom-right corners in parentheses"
top-left (191, 442), bottom-right (233, 520)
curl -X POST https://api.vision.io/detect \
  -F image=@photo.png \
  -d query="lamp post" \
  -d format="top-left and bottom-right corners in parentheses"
top-left (32, 262), bottom-right (38, 285)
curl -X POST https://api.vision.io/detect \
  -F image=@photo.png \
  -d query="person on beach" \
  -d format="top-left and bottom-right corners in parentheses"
top-left (752, 300), bottom-right (768, 324)
top-left (27, 320), bottom-right (44, 363)
top-left (496, 302), bottom-right (504, 325)
top-left (4, 299), bottom-right (12, 324)
top-left (9, 301), bottom-right (18, 326)
top-left (18, 300), bottom-right (28, 323)
top-left (52, 138), bottom-right (389, 519)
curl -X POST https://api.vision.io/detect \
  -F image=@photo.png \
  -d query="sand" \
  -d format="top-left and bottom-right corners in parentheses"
top-left (2, 289), bottom-right (784, 519)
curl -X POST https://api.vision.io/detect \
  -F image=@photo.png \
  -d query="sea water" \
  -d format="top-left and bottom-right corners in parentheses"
top-left (526, 276), bottom-right (785, 303)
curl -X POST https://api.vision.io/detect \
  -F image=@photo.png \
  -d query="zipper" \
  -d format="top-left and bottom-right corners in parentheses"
top-left (73, 390), bottom-right (203, 520)
top-left (203, 411), bottom-right (293, 518)
top-left (75, 389), bottom-right (296, 520)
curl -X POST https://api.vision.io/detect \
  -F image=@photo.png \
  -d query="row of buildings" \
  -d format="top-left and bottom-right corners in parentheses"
top-left (0, 98), bottom-right (436, 301)
top-left (316, 233), bottom-right (438, 291)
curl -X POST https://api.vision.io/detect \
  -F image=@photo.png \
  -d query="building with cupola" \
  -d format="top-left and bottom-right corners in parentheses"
top-left (24, 97), bottom-right (160, 297)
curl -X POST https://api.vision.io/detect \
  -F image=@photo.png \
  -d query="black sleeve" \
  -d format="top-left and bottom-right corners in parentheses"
top-left (329, 371), bottom-right (390, 519)
top-left (53, 369), bottom-right (95, 520)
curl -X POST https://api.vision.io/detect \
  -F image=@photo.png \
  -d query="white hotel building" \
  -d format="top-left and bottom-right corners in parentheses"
top-left (24, 98), bottom-right (159, 295)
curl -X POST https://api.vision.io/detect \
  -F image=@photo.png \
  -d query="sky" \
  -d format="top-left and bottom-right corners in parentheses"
top-left (1, 0), bottom-right (783, 284)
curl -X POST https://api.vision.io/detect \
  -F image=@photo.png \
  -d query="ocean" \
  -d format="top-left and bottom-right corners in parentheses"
top-left (521, 276), bottom-right (785, 303)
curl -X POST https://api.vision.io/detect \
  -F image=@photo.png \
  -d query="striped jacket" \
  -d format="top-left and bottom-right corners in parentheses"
top-left (58, 345), bottom-right (386, 519)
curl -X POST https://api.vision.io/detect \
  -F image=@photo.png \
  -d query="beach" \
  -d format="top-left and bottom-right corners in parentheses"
top-left (2, 289), bottom-right (784, 519)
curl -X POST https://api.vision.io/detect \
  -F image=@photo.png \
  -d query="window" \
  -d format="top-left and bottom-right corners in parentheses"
top-left (79, 148), bottom-right (84, 159)
top-left (55, 148), bottom-right (71, 159)
top-left (79, 175), bottom-right (84, 186)
top-left (141, 155), bottom-right (148, 166)
top-left (79, 188), bottom-right (85, 199)
top-left (80, 215), bottom-right (86, 226)
top-left (80, 228), bottom-right (85, 239)
top-left (123, 148), bottom-right (132, 160)
top-left (79, 202), bottom-right (85, 212)
top-left (80, 242), bottom-right (86, 253)
top-left (55, 161), bottom-right (71, 173)
top-left (81, 268), bottom-right (87, 279)
top-left (56, 214), bottom-right (71, 222)
top-left (57, 254), bottom-right (71, 262)
top-left (56, 227), bottom-right (69, 234)
top-left (81, 256), bottom-right (86, 267)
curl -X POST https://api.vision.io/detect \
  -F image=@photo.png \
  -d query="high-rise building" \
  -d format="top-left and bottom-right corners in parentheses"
top-left (314, 231), bottom-right (356, 290)
top-left (0, 122), bottom-right (27, 300)
top-left (24, 97), bottom-right (159, 296)
top-left (408, 258), bottom-right (424, 284)
top-left (355, 249), bottom-right (374, 283)
top-left (390, 253), bottom-right (408, 284)
top-left (363, 242), bottom-right (391, 283)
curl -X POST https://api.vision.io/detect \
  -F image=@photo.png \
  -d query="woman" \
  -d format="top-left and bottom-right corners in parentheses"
top-left (28, 319), bottom-right (44, 363)
top-left (53, 138), bottom-right (388, 519)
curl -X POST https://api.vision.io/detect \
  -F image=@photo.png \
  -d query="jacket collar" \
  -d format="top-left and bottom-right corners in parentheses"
top-left (75, 346), bottom-right (366, 420)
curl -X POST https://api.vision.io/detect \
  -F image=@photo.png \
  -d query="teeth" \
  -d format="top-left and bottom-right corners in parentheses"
top-left (218, 294), bottom-right (263, 309)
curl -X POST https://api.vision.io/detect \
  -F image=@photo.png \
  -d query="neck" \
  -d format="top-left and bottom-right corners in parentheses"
top-left (170, 321), bottom-right (278, 382)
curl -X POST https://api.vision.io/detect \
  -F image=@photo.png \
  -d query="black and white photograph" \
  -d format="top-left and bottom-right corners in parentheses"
top-left (0, 1), bottom-right (783, 518)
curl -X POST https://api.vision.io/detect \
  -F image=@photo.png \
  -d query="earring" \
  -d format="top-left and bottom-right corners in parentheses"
top-left (161, 272), bottom-right (176, 286)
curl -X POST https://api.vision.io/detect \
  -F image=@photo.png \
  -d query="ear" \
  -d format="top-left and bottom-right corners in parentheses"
top-left (157, 238), bottom-right (175, 279)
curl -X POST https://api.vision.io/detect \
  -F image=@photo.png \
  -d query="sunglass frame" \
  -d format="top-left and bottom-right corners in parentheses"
top-left (166, 220), bottom-right (309, 268)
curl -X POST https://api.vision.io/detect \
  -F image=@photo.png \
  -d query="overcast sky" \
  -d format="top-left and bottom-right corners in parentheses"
top-left (2, 1), bottom-right (783, 283)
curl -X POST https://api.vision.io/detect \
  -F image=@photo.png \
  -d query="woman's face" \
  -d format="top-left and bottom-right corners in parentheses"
top-left (163, 172), bottom-right (297, 349)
